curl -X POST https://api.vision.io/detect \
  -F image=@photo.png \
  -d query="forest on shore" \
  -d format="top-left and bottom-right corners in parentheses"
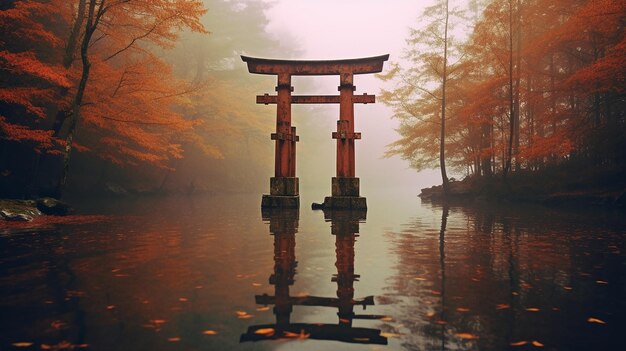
top-left (1, 0), bottom-right (289, 199)
top-left (380, 0), bottom-right (625, 205)
top-left (1, 0), bottom-right (624, 205)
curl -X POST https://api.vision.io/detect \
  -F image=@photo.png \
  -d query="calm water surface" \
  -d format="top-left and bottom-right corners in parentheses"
top-left (1, 188), bottom-right (625, 350)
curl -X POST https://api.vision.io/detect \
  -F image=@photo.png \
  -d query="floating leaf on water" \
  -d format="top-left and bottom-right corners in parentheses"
top-left (380, 332), bottom-right (402, 338)
top-left (563, 286), bottom-right (573, 290)
top-left (254, 328), bottom-right (275, 336)
top-left (532, 340), bottom-right (544, 347)
top-left (179, 297), bottom-right (188, 302)
top-left (596, 280), bottom-right (608, 285)
top-left (496, 304), bottom-right (510, 310)
top-left (11, 342), bottom-right (33, 347)
top-left (202, 330), bottom-right (218, 335)
top-left (526, 308), bottom-right (540, 312)
top-left (168, 337), bottom-right (180, 342)
top-left (456, 333), bottom-right (479, 340)
top-left (283, 330), bottom-right (310, 339)
top-left (256, 306), bottom-right (270, 312)
top-left (236, 311), bottom-right (248, 316)
top-left (238, 314), bottom-right (253, 319)
top-left (510, 341), bottom-right (528, 346)
top-left (456, 307), bottom-right (470, 312)
top-left (587, 317), bottom-right (606, 324)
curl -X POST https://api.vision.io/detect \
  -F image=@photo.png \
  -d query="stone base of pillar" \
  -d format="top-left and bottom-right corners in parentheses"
top-left (331, 177), bottom-right (359, 197)
top-left (323, 196), bottom-right (367, 210)
top-left (322, 177), bottom-right (366, 210)
top-left (261, 195), bottom-right (300, 208)
top-left (261, 177), bottom-right (300, 209)
top-left (270, 177), bottom-right (299, 196)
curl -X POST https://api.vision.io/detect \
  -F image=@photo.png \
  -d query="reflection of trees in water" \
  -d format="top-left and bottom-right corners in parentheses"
top-left (0, 228), bottom-right (88, 347)
top-left (241, 209), bottom-right (387, 345)
top-left (385, 201), bottom-right (626, 351)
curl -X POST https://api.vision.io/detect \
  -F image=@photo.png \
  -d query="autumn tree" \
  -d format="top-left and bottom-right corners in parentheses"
top-left (386, 0), bottom-right (625, 189)
top-left (380, 0), bottom-right (467, 193)
top-left (0, 0), bottom-right (70, 196)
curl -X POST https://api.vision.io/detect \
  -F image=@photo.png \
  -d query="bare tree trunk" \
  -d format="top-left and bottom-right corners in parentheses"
top-left (513, 0), bottom-right (521, 171)
top-left (56, 0), bottom-right (103, 196)
top-left (504, 0), bottom-right (515, 178)
top-left (440, 0), bottom-right (450, 194)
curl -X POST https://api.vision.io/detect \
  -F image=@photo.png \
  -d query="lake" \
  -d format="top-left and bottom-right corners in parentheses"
top-left (1, 188), bottom-right (625, 350)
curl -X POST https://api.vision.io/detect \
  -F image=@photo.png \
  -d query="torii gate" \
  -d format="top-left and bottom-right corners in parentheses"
top-left (241, 54), bottom-right (389, 210)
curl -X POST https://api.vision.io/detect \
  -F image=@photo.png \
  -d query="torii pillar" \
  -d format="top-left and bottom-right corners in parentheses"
top-left (242, 55), bottom-right (389, 210)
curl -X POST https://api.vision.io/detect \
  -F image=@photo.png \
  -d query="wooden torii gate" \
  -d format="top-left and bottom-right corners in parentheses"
top-left (242, 55), bottom-right (389, 210)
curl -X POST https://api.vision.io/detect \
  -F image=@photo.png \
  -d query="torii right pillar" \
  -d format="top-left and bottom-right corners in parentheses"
top-left (323, 72), bottom-right (367, 210)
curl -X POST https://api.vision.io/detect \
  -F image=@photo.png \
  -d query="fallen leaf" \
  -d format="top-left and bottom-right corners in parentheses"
top-left (587, 317), bottom-right (606, 324)
top-left (414, 277), bottom-right (427, 281)
top-left (456, 333), bottom-right (479, 340)
top-left (236, 311), bottom-right (248, 316)
top-left (456, 307), bottom-right (470, 313)
top-left (179, 297), bottom-right (188, 302)
top-left (380, 332), bottom-right (402, 338)
top-left (510, 341), bottom-right (528, 346)
top-left (254, 328), bottom-right (275, 336)
top-left (496, 304), bottom-right (510, 310)
top-left (526, 308), bottom-right (540, 312)
top-left (202, 330), bottom-right (218, 335)
top-left (283, 330), bottom-right (310, 339)
top-left (11, 342), bottom-right (33, 347)
top-left (256, 306), bottom-right (270, 312)
top-left (168, 337), bottom-right (180, 342)
top-left (151, 319), bottom-right (167, 324)
top-left (195, 285), bottom-right (203, 289)
top-left (532, 340), bottom-right (544, 347)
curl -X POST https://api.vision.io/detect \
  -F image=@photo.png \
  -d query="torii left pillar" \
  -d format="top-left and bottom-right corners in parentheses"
top-left (264, 73), bottom-right (299, 208)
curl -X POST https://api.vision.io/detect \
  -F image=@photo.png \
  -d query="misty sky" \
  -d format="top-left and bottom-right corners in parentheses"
top-left (233, 0), bottom-right (444, 193)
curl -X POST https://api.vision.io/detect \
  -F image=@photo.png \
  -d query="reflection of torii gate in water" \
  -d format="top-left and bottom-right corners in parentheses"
top-left (240, 209), bottom-right (387, 345)
top-left (241, 55), bottom-right (389, 210)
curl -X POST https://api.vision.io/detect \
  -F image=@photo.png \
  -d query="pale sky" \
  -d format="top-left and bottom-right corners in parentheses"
top-left (242, 0), bottom-right (445, 192)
